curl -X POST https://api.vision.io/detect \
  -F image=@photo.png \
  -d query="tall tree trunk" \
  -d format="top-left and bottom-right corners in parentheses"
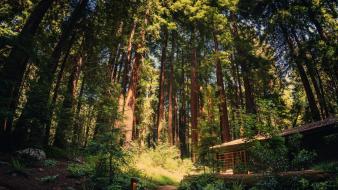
top-left (116, 21), bottom-right (137, 129)
top-left (174, 94), bottom-right (179, 146)
top-left (280, 25), bottom-right (321, 121)
top-left (168, 31), bottom-right (175, 145)
top-left (122, 12), bottom-right (148, 145)
top-left (116, 53), bottom-right (125, 83)
top-left (0, 0), bottom-right (54, 141)
top-left (230, 16), bottom-right (256, 114)
top-left (230, 57), bottom-right (242, 138)
top-left (83, 103), bottom-right (95, 148)
top-left (241, 62), bottom-right (256, 114)
top-left (292, 31), bottom-right (330, 118)
top-left (122, 21), bottom-right (137, 95)
top-left (156, 28), bottom-right (168, 142)
top-left (110, 21), bottom-right (124, 83)
top-left (72, 75), bottom-right (85, 146)
top-left (111, 43), bottom-right (122, 83)
top-left (44, 33), bottom-right (76, 145)
top-left (214, 33), bottom-right (231, 142)
top-left (13, 0), bottom-right (88, 148)
top-left (190, 29), bottom-right (199, 161)
top-left (302, 53), bottom-right (329, 118)
top-left (54, 56), bottom-right (83, 148)
top-left (179, 59), bottom-right (188, 158)
top-left (235, 61), bottom-right (244, 108)
top-left (123, 52), bottom-right (141, 144)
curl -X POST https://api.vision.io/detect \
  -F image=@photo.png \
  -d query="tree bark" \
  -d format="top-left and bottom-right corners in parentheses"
top-left (168, 33), bottom-right (176, 145)
top-left (54, 56), bottom-right (83, 148)
top-left (121, 21), bottom-right (137, 95)
top-left (230, 16), bottom-right (256, 114)
top-left (156, 28), bottom-right (168, 142)
top-left (111, 42), bottom-right (122, 83)
top-left (83, 104), bottom-right (94, 148)
top-left (174, 94), bottom-right (179, 146)
top-left (179, 56), bottom-right (188, 158)
top-left (292, 31), bottom-right (331, 118)
top-left (230, 56), bottom-right (243, 138)
top-left (122, 11), bottom-right (148, 145)
top-left (72, 75), bottom-right (85, 146)
top-left (123, 52), bottom-right (141, 144)
top-left (214, 33), bottom-right (231, 142)
top-left (280, 25), bottom-right (321, 121)
top-left (116, 21), bottom-right (137, 131)
top-left (44, 33), bottom-right (76, 145)
top-left (190, 29), bottom-right (199, 161)
top-left (241, 62), bottom-right (256, 114)
top-left (299, 47), bottom-right (329, 118)
top-left (0, 0), bottom-right (54, 139)
top-left (13, 0), bottom-right (88, 148)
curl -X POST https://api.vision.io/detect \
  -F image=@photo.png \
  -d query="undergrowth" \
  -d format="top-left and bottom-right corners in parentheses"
top-left (131, 143), bottom-right (195, 186)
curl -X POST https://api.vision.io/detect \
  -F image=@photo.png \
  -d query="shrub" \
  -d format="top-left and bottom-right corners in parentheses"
top-left (178, 174), bottom-right (244, 190)
top-left (67, 162), bottom-right (93, 178)
top-left (312, 162), bottom-right (338, 173)
top-left (39, 175), bottom-right (59, 183)
top-left (10, 159), bottom-right (24, 171)
top-left (132, 143), bottom-right (194, 185)
top-left (252, 176), bottom-right (279, 190)
top-left (179, 173), bottom-right (338, 190)
top-left (291, 149), bottom-right (317, 170)
top-left (43, 159), bottom-right (57, 167)
top-left (248, 136), bottom-right (289, 173)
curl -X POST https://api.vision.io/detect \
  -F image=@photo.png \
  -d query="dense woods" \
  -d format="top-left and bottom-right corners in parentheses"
top-left (0, 0), bottom-right (337, 189)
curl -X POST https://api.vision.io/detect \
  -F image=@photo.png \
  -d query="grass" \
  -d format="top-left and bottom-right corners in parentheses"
top-left (131, 144), bottom-right (195, 186)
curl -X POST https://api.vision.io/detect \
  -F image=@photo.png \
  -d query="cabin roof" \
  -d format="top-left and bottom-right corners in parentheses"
top-left (210, 117), bottom-right (337, 150)
top-left (210, 135), bottom-right (267, 150)
top-left (280, 117), bottom-right (337, 136)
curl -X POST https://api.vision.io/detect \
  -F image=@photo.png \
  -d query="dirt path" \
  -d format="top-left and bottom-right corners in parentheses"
top-left (157, 185), bottom-right (177, 190)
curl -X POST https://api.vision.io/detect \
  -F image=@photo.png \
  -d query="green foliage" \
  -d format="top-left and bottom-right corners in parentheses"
top-left (287, 134), bottom-right (317, 170)
top-left (132, 143), bottom-right (194, 185)
top-left (179, 174), bottom-right (338, 190)
top-left (179, 174), bottom-right (245, 190)
top-left (10, 159), bottom-right (24, 171)
top-left (248, 136), bottom-right (289, 173)
top-left (39, 175), bottom-right (59, 183)
top-left (252, 176), bottom-right (279, 190)
top-left (291, 149), bottom-right (317, 170)
top-left (66, 154), bottom-right (159, 190)
top-left (67, 162), bottom-right (93, 178)
top-left (246, 134), bottom-right (318, 173)
top-left (178, 174), bottom-right (222, 190)
top-left (312, 162), bottom-right (338, 173)
top-left (43, 159), bottom-right (57, 167)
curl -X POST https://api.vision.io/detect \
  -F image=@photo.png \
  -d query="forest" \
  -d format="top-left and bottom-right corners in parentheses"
top-left (0, 0), bottom-right (337, 190)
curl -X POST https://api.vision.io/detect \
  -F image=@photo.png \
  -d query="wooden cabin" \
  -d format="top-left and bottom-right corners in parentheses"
top-left (210, 117), bottom-right (338, 174)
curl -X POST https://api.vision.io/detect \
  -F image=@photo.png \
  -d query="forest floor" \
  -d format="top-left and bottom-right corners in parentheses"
top-left (0, 152), bottom-right (182, 190)
top-left (0, 154), bottom-right (86, 190)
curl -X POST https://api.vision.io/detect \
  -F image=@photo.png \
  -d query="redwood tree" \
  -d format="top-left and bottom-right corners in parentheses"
top-left (214, 33), bottom-right (231, 142)
top-left (156, 28), bottom-right (168, 142)
top-left (0, 0), bottom-right (54, 140)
